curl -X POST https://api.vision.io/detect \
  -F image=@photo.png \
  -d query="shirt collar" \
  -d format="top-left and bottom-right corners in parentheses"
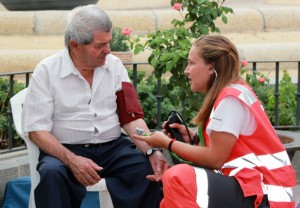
top-left (60, 49), bottom-right (110, 78)
top-left (60, 49), bottom-right (79, 78)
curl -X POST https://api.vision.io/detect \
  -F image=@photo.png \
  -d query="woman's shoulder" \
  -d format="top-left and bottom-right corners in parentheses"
top-left (221, 82), bottom-right (253, 96)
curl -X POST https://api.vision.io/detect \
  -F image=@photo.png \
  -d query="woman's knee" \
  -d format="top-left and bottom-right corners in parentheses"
top-left (162, 164), bottom-right (195, 186)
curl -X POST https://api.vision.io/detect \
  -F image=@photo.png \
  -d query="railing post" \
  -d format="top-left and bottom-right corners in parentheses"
top-left (132, 63), bottom-right (138, 90)
top-left (274, 62), bottom-right (280, 126)
top-left (7, 75), bottom-right (15, 150)
top-left (26, 72), bottom-right (30, 87)
top-left (252, 62), bottom-right (257, 71)
top-left (296, 62), bottom-right (300, 126)
top-left (155, 66), bottom-right (163, 129)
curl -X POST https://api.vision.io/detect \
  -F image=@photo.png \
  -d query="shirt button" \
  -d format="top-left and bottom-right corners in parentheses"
top-left (94, 128), bottom-right (98, 133)
top-left (94, 113), bottom-right (97, 117)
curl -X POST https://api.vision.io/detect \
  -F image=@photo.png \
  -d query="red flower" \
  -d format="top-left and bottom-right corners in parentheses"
top-left (241, 60), bottom-right (248, 67)
top-left (173, 3), bottom-right (181, 11)
top-left (122, 28), bottom-right (132, 36)
top-left (258, 77), bottom-right (265, 83)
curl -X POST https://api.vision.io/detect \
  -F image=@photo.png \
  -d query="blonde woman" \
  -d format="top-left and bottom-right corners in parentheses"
top-left (134, 35), bottom-right (296, 208)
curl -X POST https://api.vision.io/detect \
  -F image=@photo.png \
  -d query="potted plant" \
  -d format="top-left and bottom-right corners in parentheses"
top-left (110, 27), bottom-right (133, 63)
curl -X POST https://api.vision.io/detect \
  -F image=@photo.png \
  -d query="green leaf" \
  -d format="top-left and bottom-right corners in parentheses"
top-left (195, 0), bottom-right (205, 5)
top-left (222, 15), bottom-right (228, 24)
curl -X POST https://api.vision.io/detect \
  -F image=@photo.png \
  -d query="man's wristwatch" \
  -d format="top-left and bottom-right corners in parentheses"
top-left (145, 147), bottom-right (162, 157)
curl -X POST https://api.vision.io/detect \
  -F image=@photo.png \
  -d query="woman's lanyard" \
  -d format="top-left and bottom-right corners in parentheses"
top-left (197, 127), bottom-right (205, 147)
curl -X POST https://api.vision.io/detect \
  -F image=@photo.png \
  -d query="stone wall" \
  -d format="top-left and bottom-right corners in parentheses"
top-left (0, 3), bottom-right (299, 80)
top-left (0, 150), bottom-right (29, 205)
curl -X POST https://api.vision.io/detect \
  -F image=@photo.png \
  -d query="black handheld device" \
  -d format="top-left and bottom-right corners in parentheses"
top-left (165, 111), bottom-right (186, 143)
top-left (165, 111), bottom-right (197, 165)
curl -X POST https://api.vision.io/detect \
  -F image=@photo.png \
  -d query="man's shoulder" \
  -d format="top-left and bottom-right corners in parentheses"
top-left (105, 54), bottom-right (124, 66)
top-left (33, 49), bottom-right (66, 77)
top-left (39, 49), bottom-right (65, 65)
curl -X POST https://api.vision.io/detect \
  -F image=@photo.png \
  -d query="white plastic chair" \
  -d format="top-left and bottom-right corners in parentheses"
top-left (10, 88), bottom-right (113, 208)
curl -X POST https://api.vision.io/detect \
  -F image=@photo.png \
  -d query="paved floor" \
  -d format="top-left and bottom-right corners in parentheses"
top-left (294, 183), bottom-right (300, 207)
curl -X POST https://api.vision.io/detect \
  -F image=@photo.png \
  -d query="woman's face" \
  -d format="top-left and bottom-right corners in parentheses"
top-left (184, 46), bottom-right (213, 93)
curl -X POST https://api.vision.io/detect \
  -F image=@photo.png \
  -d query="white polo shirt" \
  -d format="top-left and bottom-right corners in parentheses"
top-left (22, 49), bottom-right (130, 144)
top-left (207, 96), bottom-right (257, 138)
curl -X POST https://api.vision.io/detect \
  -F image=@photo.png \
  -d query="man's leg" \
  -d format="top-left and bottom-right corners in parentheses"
top-left (93, 137), bottom-right (161, 208)
top-left (60, 136), bottom-right (161, 208)
top-left (35, 151), bottom-right (86, 208)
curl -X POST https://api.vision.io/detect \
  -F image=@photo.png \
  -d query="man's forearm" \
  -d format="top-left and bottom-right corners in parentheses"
top-left (28, 131), bottom-right (75, 166)
top-left (122, 118), bottom-right (151, 155)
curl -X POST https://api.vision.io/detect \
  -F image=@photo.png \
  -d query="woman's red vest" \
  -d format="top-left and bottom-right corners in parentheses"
top-left (206, 83), bottom-right (296, 208)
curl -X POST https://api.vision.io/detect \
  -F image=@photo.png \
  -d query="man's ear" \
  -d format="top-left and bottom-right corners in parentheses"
top-left (69, 40), bottom-right (78, 50)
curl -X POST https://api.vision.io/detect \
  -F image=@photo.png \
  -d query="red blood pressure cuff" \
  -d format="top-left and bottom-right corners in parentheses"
top-left (116, 82), bottom-right (144, 126)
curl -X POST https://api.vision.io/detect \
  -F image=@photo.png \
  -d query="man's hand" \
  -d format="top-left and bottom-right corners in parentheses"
top-left (28, 131), bottom-right (104, 186)
top-left (68, 155), bottom-right (103, 186)
top-left (146, 151), bottom-right (170, 182)
top-left (122, 119), bottom-right (171, 181)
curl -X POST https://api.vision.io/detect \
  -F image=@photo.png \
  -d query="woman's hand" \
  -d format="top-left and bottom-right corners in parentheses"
top-left (162, 121), bottom-right (195, 143)
top-left (133, 131), bottom-right (170, 148)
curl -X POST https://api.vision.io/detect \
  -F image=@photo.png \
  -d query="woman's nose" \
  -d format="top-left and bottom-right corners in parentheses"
top-left (184, 67), bottom-right (189, 76)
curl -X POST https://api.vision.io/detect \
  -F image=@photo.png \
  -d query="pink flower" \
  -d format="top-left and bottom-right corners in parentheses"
top-left (258, 77), bottom-right (265, 83)
top-left (241, 60), bottom-right (248, 67)
top-left (173, 3), bottom-right (181, 11)
top-left (122, 28), bottom-right (132, 36)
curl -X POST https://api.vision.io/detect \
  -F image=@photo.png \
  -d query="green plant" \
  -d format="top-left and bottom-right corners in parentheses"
top-left (240, 64), bottom-right (297, 127)
top-left (0, 77), bottom-right (25, 149)
top-left (240, 66), bottom-right (273, 109)
top-left (110, 27), bottom-right (131, 52)
top-left (128, 68), bottom-right (205, 128)
top-left (131, 0), bottom-right (233, 119)
top-left (128, 70), bottom-right (181, 128)
top-left (266, 70), bottom-right (297, 126)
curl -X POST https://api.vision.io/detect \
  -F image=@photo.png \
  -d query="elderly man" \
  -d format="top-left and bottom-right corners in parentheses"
top-left (22, 4), bottom-right (169, 208)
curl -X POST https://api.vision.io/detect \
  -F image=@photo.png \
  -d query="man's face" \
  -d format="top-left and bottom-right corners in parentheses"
top-left (72, 30), bottom-right (112, 70)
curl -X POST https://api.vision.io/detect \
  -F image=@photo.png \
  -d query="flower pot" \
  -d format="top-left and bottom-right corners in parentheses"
top-left (111, 51), bottom-right (132, 63)
top-left (0, 0), bottom-right (99, 11)
top-left (276, 130), bottom-right (300, 161)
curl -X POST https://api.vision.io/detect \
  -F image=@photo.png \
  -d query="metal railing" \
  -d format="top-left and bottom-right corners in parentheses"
top-left (250, 61), bottom-right (300, 129)
top-left (1, 60), bottom-right (300, 154)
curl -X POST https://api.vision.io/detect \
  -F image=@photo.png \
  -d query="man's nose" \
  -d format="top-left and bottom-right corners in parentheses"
top-left (104, 45), bottom-right (111, 54)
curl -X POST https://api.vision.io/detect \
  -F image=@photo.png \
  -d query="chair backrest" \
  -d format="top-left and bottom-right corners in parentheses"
top-left (10, 88), bottom-right (40, 208)
top-left (10, 88), bottom-right (27, 137)
top-left (9, 88), bottom-right (113, 208)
